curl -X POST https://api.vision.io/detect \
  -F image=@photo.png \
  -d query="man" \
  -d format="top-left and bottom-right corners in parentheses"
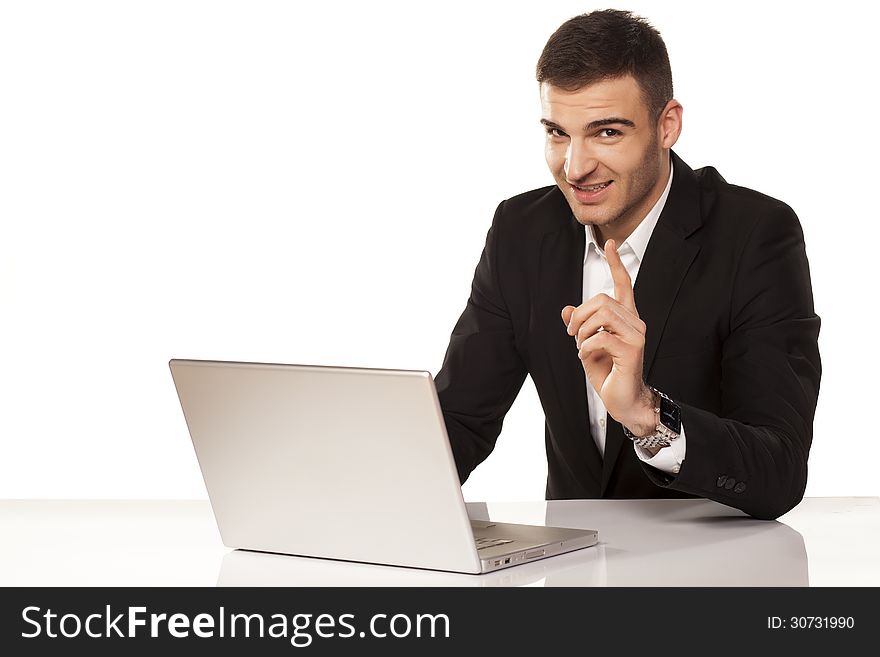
top-left (434, 9), bottom-right (821, 520)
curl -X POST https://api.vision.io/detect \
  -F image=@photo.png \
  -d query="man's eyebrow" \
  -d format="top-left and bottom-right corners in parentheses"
top-left (539, 117), bottom-right (636, 132)
top-left (587, 117), bottom-right (636, 129)
top-left (540, 119), bottom-right (564, 130)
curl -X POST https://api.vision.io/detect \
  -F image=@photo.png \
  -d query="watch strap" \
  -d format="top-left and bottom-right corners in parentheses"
top-left (622, 387), bottom-right (681, 449)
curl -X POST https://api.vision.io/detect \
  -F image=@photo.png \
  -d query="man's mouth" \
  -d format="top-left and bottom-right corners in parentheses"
top-left (573, 181), bottom-right (612, 192)
top-left (569, 180), bottom-right (613, 202)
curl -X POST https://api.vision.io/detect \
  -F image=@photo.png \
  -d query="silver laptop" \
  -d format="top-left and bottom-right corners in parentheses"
top-left (169, 359), bottom-right (598, 574)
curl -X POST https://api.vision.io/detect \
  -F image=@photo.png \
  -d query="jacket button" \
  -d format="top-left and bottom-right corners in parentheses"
top-left (734, 482), bottom-right (747, 493)
top-left (716, 475), bottom-right (727, 487)
top-left (724, 478), bottom-right (737, 490)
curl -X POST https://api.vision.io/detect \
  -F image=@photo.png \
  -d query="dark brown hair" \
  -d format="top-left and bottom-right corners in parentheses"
top-left (536, 9), bottom-right (673, 120)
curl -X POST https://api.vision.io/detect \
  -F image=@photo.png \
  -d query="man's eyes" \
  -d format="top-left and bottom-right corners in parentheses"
top-left (544, 127), bottom-right (624, 138)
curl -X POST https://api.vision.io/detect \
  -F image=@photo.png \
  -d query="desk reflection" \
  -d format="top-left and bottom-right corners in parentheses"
top-left (216, 499), bottom-right (807, 587)
top-left (542, 499), bottom-right (808, 586)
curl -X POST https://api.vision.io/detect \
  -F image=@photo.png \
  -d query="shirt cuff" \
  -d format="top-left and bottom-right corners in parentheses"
top-left (634, 422), bottom-right (687, 475)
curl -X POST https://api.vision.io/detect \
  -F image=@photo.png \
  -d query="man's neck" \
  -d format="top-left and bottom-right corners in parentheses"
top-left (593, 219), bottom-right (640, 248)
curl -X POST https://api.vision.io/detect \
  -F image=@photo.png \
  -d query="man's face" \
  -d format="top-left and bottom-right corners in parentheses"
top-left (541, 76), bottom-right (673, 238)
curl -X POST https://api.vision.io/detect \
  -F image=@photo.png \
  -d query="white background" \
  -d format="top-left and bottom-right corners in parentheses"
top-left (1, 0), bottom-right (876, 501)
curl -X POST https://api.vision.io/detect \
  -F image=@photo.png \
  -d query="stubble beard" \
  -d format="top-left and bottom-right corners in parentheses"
top-left (568, 136), bottom-right (662, 232)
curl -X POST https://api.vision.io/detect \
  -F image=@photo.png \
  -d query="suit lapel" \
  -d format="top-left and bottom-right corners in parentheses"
top-left (600, 151), bottom-right (704, 494)
top-left (538, 209), bottom-right (604, 494)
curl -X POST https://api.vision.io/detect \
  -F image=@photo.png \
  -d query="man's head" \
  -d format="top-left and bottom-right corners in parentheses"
top-left (536, 10), bottom-right (682, 241)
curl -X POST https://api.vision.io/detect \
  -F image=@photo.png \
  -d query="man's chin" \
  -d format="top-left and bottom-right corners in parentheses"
top-left (570, 209), bottom-right (613, 227)
top-left (560, 194), bottom-right (607, 223)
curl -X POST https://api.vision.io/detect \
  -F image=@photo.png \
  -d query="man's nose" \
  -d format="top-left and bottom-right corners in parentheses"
top-left (564, 141), bottom-right (599, 183)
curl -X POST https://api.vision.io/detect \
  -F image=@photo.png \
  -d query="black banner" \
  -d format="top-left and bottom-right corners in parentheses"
top-left (1, 587), bottom-right (875, 655)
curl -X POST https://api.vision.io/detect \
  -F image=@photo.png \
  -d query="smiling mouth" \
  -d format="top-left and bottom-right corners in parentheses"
top-left (573, 181), bottom-right (612, 192)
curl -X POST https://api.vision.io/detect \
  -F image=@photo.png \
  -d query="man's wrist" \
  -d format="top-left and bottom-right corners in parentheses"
top-left (621, 386), bottom-right (657, 437)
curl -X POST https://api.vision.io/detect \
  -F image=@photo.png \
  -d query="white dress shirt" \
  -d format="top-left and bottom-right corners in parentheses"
top-left (581, 163), bottom-right (686, 476)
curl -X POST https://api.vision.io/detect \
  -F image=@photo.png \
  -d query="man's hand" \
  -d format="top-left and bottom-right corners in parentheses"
top-left (561, 239), bottom-right (656, 436)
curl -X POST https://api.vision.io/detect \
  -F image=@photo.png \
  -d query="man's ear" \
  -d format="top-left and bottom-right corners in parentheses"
top-left (658, 99), bottom-right (683, 150)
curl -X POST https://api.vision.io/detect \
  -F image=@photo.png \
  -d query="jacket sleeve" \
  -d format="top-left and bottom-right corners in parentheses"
top-left (434, 200), bottom-right (528, 484)
top-left (643, 202), bottom-right (821, 520)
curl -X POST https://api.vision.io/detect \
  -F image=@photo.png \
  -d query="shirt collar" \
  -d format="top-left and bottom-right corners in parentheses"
top-left (584, 160), bottom-right (674, 263)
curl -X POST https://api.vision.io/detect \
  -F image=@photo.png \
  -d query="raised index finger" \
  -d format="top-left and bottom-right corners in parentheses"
top-left (605, 239), bottom-right (636, 311)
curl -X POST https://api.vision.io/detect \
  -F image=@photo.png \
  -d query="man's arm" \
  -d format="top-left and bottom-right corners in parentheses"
top-left (435, 201), bottom-right (528, 484)
top-left (642, 203), bottom-right (821, 520)
top-left (564, 204), bottom-right (820, 520)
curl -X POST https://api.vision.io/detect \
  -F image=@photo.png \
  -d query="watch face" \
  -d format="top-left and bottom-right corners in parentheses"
top-left (659, 395), bottom-right (682, 434)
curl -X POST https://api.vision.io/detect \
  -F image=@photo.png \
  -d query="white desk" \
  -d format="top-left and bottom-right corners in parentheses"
top-left (1, 498), bottom-right (877, 586)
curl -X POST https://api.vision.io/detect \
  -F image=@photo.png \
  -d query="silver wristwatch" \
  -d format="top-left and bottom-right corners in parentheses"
top-left (622, 387), bottom-right (681, 449)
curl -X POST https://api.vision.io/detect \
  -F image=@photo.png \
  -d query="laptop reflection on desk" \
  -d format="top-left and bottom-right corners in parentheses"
top-left (170, 359), bottom-right (598, 574)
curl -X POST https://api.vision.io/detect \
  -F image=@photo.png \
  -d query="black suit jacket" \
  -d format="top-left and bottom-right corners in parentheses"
top-left (435, 151), bottom-right (821, 520)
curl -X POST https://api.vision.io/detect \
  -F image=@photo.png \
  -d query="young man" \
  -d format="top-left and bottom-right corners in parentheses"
top-left (435, 9), bottom-right (821, 520)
